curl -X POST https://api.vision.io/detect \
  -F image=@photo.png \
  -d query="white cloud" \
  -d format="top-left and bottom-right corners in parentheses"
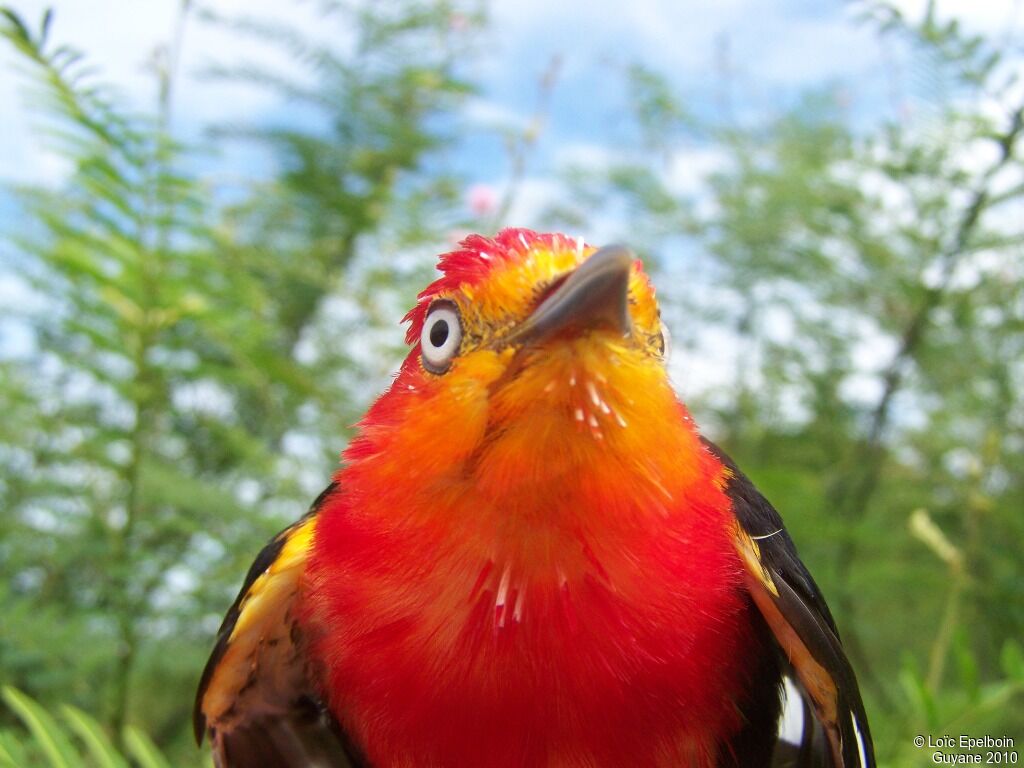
top-left (749, 17), bottom-right (880, 85)
top-left (463, 97), bottom-right (531, 130)
top-left (668, 323), bottom-right (739, 400)
top-left (486, 0), bottom-right (883, 96)
top-left (552, 140), bottom-right (616, 168)
top-left (663, 144), bottom-right (729, 197)
top-left (502, 175), bottom-right (563, 226)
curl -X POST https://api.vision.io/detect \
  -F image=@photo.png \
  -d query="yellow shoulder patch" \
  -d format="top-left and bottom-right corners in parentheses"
top-left (200, 515), bottom-right (317, 730)
top-left (733, 521), bottom-right (779, 597)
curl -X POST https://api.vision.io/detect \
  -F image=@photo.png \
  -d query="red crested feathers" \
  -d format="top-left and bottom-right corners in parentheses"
top-left (403, 228), bottom-right (584, 345)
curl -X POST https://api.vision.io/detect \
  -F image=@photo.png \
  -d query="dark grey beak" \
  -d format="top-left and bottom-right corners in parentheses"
top-left (505, 244), bottom-right (634, 346)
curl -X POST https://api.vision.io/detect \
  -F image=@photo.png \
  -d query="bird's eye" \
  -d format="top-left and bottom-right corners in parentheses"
top-left (657, 323), bottom-right (672, 360)
top-left (420, 301), bottom-right (462, 374)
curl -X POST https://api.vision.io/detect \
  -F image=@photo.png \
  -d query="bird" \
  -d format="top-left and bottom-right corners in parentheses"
top-left (194, 229), bottom-right (875, 768)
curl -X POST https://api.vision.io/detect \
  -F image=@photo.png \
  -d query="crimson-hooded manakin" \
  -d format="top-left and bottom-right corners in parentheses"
top-left (195, 230), bottom-right (874, 768)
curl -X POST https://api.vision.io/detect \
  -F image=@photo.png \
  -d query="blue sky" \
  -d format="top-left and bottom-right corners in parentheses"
top-left (3, 0), bottom-right (1018, 196)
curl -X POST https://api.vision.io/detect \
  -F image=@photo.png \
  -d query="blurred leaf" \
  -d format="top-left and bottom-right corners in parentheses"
top-left (122, 727), bottom-right (174, 768)
top-left (1001, 640), bottom-right (1024, 683)
top-left (59, 705), bottom-right (129, 768)
top-left (952, 631), bottom-right (980, 704)
top-left (1, 686), bottom-right (75, 768)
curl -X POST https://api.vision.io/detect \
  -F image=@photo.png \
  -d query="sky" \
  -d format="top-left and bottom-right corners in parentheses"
top-left (4, 0), bottom-right (1019, 194)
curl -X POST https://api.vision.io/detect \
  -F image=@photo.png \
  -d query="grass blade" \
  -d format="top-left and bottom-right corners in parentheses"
top-left (122, 726), bottom-right (173, 768)
top-left (60, 705), bottom-right (129, 768)
top-left (1, 687), bottom-right (75, 768)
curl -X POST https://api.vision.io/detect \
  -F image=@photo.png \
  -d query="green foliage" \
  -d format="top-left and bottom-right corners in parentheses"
top-left (0, 687), bottom-right (177, 768)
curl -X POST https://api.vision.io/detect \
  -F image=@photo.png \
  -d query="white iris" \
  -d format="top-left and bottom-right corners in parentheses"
top-left (420, 303), bottom-right (462, 373)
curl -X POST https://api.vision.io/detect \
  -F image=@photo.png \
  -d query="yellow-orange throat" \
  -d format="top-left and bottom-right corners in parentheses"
top-left (337, 230), bottom-right (712, 577)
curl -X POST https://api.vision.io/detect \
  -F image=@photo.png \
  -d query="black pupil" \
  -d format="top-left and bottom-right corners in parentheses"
top-left (429, 319), bottom-right (449, 348)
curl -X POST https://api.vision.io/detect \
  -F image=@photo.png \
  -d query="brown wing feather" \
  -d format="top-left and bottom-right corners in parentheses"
top-left (194, 483), bottom-right (365, 767)
top-left (703, 438), bottom-right (875, 768)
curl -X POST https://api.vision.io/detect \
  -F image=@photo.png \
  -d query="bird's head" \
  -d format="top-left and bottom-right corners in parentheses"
top-left (344, 229), bottom-right (710, 561)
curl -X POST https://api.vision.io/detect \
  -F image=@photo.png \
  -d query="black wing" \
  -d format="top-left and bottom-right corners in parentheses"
top-left (194, 483), bottom-right (366, 768)
top-left (703, 438), bottom-right (875, 768)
